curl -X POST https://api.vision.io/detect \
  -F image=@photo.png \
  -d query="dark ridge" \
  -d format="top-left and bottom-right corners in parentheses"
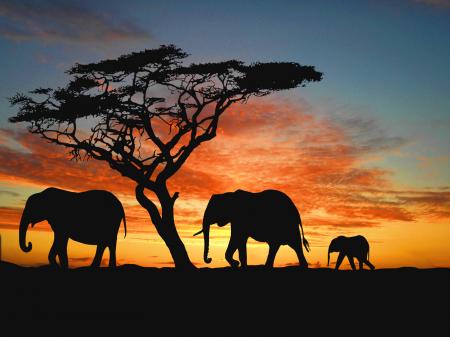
top-left (1, 261), bottom-right (449, 335)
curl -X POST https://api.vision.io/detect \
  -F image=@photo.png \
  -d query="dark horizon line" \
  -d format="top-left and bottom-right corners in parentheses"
top-left (1, 260), bottom-right (449, 271)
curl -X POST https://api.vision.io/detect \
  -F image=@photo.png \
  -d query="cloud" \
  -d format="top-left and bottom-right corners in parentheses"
top-left (325, 204), bottom-right (414, 222)
top-left (329, 113), bottom-right (408, 155)
top-left (0, 190), bottom-right (19, 197)
top-left (413, 0), bottom-right (450, 9)
top-left (308, 217), bottom-right (379, 229)
top-left (0, 130), bottom-right (135, 195)
top-left (169, 166), bottom-right (230, 200)
top-left (390, 190), bottom-right (450, 220)
top-left (0, 206), bottom-right (21, 227)
top-left (0, 0), bottom-right (151, 44)
top-left (1, 97), bottom-right (450, 243)
top-left (185, 99), bottom-right (449, 226)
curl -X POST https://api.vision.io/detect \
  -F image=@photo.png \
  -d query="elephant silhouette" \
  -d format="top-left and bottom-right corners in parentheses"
top-left (328, 235), bottom-right (375, 270)
top-left (19, 187), bottom-right (126, 268)
top-left (194, 189), bottom-right (310, 268)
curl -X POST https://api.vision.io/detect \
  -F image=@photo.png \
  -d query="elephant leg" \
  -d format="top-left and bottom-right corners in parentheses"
top-left (289, 242), bottom-right (308, 269)
top-left (335, 252), bottom-right (345, 270)
top-left (348, 256), bottom-right (356, 271)
top-left (91, 244), bottom-right (106, 267)
top-left (237, 239), bottom-right (248, 268)
top-left (358, 258), bottom-right (364, 270)
top-left (48, 236), bottom-right (58, 267)
top-left (225, 240), bottom-right (239, 268)
top-left (265, 243), bottom-right (280, 268)
top-left (108, 240), bottom-right (117, 268)
top-left (55, 235), bottom-right (69, 269)
top-left (364, 260), bottom-right (375, 270)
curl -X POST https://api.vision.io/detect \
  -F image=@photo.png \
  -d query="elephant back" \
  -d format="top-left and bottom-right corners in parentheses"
top-left (237, 189), bottom-right (301, 242)
top-left (49, 189), bottom-right (124, 243)
top-left (259, 189), bottom-right (301, 222)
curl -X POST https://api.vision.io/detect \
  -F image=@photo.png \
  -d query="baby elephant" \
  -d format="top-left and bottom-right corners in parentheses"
top-left (328, 235), bottom-right (375, 271)
top-left (19, 187), bottom-right (126, 268)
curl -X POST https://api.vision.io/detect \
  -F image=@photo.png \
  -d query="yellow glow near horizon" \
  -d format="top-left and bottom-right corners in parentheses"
top-left (2, 216), bottom-right (450, 269)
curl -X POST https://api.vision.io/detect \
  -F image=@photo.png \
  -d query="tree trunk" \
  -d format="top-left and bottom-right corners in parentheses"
top-left (160, 207), bottom-right (194, 269)
top-left (136, 184), bottom-right (195, 269)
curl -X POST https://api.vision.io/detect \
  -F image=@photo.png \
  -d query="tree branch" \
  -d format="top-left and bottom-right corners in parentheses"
top-left (135, 185), bottom-right (162, 225)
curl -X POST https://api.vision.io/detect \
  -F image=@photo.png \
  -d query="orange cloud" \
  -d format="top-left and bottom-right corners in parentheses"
top-left (0, 206), bottom-right (21, 229)
top-left (0, 130), bottom-right (134, 195)
top-left (1, 97), bottom-right (449, 243)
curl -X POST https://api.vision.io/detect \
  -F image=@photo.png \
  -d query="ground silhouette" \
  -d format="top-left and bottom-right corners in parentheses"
top-left (19, 187), bottom-right (126, 268)
top-left (1, 261), bottom-right (449, 334)
top-left (195, 189), bottom-right (309, 268)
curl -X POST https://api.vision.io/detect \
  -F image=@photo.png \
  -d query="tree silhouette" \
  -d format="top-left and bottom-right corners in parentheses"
top-left (9, 45), bottom-right (322, 268)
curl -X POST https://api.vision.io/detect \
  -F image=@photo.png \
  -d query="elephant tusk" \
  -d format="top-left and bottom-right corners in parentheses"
top-left (193, 229), bottom-right (203, 236)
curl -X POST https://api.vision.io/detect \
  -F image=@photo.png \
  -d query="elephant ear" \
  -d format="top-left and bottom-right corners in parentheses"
top-left (26, 192), bottom-right (48, 225)
top-left (217, 220), bottom-right (229, 227)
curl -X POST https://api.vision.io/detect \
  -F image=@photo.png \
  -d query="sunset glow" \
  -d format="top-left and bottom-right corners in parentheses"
top-left (0, 0), bottom-right (449, 269)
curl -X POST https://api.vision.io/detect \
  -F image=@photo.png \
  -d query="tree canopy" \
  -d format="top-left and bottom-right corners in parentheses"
top-left (9, 45), bottom-right (321, 186)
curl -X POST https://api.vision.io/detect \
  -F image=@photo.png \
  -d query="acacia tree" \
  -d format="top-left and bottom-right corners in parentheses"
top-left (9, 45), bottom-right (322, 268)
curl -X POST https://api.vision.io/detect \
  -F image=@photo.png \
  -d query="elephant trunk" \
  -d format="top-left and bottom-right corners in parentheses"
top-left (202, 219), bottom-right (212, 264)
top-left (327, 247), bottom-right (331, 267)
top-left (19, 209), bottom-right (32, 252)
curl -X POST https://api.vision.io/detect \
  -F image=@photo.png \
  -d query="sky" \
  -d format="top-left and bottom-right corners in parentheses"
top-left (0, 0), bottom-right (449, 269)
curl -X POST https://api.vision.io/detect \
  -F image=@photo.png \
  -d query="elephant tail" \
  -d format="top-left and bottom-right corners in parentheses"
top-left (299, 218), bottom-right (310, 252)
top-left (121, 204), bottom-right (127, 238)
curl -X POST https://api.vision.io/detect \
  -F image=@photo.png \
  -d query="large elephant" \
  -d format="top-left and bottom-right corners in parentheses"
top-left (194, 189), bottom-right (310, 268)
top-left (19, 187), bottom-right (126, 268)
top-left (327, 235), bottom-right (375, 271)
